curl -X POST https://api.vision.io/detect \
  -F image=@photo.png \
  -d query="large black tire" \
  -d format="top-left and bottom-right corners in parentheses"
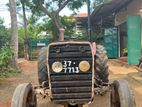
top-left (38, 47), bottom-right (48, 85)
top-left (95, 45), bottom-right (109, 84)
top-left (11, 83), bottom-right (37, 107)
top-left (111, 80), bottom-right (136, 107)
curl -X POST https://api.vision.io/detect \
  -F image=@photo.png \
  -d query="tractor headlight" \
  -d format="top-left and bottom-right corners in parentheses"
top-left (79, 61), bottom-right (90, 72)
top-left (52, 61), bottom-right (63, 73)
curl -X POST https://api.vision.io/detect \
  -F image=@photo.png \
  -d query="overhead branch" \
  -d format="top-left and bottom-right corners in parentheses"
top-left (56, 0), bottom-right (71, 15)
top-left (37, 0), bottom-right (52, 18)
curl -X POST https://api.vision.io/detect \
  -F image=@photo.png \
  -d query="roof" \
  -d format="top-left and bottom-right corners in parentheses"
top-left (75, 0), bottom-right (133, 27)
top-left (91, 0), bottom-right (133, 22)
top-left (75, 13), bottom-right (88, 18)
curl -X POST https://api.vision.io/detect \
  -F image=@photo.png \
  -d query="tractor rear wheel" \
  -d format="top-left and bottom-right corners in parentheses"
top-left (95, 45), bottom-right (109, 84)
top-left (111, 80), bottom-right (136, 107)
top-left (38, 47), bottom-right (48, 85)
top-left (11, 83), bottom-right (37, 107)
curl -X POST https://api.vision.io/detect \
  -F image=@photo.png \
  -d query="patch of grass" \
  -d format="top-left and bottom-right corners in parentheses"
top-left (0, 66), bottom-right (21, 78)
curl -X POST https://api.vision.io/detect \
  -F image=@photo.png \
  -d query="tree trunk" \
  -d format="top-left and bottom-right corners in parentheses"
top-left (52, 15), bottom-right (64, 41)
top-left (9, 0), bottom-right (18, 68)
top-left (21, 2), bottom-right (29, 59)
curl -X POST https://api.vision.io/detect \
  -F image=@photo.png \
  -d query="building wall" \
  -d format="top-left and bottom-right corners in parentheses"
top-left (115, 0), bottom-right (142, 26)
top-left (115, 0), bottom-right (142, 64)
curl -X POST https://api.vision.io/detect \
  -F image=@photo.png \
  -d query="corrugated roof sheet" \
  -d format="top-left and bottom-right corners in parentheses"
top-left (91, 0), bottom-right (133, 22)
top-left (75, 0), bottom-right (133, 27)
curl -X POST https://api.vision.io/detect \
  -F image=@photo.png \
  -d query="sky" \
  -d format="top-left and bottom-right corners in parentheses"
top-left (0, 0), bottom-right (87, 27)
top-left (0, 0), bottom-right (10, 27)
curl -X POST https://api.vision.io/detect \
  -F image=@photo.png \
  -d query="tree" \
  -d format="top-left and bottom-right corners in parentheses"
top-left (0, 18), bottom-right (11, 37)
top-left (9, 0), bottom-right (18, 67)
top-left (0, 18), bottom-right (6, 36)
top-left (20, 0), bottom-right (29, 59)
top-left (18, 14), bottom-right (45, 43)
top-left (15, 0), bottom-right (30, 59)
top-left (61, 16), bottom-right (76, 36)
top-left (31, 0), bottom-right (86, 40)
top-left (39, 16), bottom-right (76, 40)
top-left (16, 0), bottom-right (39, 59)
top-left (18, 0), bottom-right (107, 41)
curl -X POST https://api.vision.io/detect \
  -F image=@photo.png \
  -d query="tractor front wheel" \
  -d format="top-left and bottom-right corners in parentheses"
top-left (11, 83), bottom-right (37, 107)
top-left (111, 80), bottom-right (136, 107)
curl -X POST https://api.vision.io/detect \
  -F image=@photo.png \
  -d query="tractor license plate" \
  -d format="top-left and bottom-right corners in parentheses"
top-left (63, 61), bottom-right (79, 73)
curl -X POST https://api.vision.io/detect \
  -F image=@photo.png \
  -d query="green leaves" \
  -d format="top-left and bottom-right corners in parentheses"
top-left (0, 44), bottom-right (20, 78)
top-left (17, 0), bottom-right (100, 39)
top-left (0, 43), bottom-right (14, 67)
top-left (0, 17), bottom-right (11, 37)
top-left (61, 16), bottom-right (76, 36)
top-left (68, 0), bottom-right (86, 11)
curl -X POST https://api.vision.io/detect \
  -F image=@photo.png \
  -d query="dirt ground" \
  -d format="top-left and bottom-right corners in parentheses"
top-left (0, 59), bottom-right (142, 107)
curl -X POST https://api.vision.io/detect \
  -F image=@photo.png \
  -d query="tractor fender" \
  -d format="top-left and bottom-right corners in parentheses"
top-left (91, 42), bottom-right (96, 56)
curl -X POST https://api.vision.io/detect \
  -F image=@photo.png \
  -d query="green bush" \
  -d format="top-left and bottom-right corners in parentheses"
top-left (0, 43), bottom-right (20, 78)
top-left (0, 43), bottom-right (14, 67)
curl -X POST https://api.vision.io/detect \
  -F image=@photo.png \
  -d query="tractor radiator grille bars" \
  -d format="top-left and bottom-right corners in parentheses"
top-left (48, 43), bottom-right (93, 104)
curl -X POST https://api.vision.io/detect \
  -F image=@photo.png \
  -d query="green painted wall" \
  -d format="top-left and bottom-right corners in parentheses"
top-left (127, 15), bottom-right (141, 65)
top-left (104, 28), bottom-right (118, 58)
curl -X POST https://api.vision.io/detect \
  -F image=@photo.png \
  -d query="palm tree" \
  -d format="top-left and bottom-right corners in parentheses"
top-left (9, 0), bottom-right (18, 67)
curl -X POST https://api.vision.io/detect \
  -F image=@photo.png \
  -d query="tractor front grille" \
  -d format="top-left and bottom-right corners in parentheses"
top-left (48, 43), bottom-right (93, 104)
top-left (50, 73), bottom-right (92, 104)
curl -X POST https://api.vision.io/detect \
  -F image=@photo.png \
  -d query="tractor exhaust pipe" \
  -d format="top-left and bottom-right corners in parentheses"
top-left (59, 28), bottom-right (65, 41)
top-left (87, 0), bottom-right (91, 42)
